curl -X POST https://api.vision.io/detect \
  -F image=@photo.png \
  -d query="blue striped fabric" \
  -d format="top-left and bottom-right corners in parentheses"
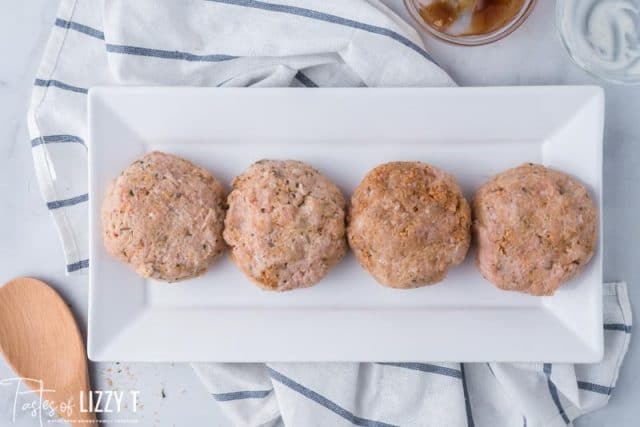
top-left (267, 367), bottom-right (397, 427)
top-left (66, 259), bottom-right (89, 273)
top-left (460, 364), bottom-right (475, 427)
top-left (604, 323), bottom-right (632, 333)
top-left (31, 134), bottom-right (85, 148)
top-left (294, 71), bottom-right (318, 88)
top-left (47, 193), bottom-right (89, 210)
top-left (211, 390), bottom-right (272, 401)
top-left (578, 381), bottom-right (613, 395)
top-left (207, 0), bottom-right (437, 64)
top-left (55, 18), bottom-right (104, 40)
top-left (544, 364), bottom-right (570, 425)
top-left (106, 44), bottom-right (237, 62)
top-left (378, 362), bottom-right (462, 379)
top-left (34, 78), bottom-right (88, 94)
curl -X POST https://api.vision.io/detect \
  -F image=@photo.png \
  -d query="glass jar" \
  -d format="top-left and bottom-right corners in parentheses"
top-left (404, 0), bottom-right (537, 46)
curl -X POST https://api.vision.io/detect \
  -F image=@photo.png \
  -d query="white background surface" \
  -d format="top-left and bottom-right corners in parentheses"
top-left (0, 1), bottom-right (637, 426)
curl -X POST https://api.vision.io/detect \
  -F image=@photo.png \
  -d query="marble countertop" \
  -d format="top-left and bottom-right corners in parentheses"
top-left (0, 1), bottom-right (637, 426)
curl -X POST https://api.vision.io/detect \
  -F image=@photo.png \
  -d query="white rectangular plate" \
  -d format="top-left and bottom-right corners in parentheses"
top-left (88, 87), bottom-right (604, 362)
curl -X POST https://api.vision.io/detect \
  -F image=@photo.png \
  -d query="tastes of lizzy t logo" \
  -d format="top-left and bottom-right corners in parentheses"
top-left (0, 377), bottom-right (140, 425)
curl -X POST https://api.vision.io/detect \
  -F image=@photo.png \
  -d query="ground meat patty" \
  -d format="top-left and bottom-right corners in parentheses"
top-left (348, 162), bottom-right (471, 288)
top-left (101, 151), bottom-right (227, 282)
top-left (473, 163), bottom-right (598, 296)
top-left (223, 160), bottom-right (347, 291)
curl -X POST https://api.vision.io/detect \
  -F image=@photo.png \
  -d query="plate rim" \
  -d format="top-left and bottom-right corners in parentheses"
top-left (88, 86), bottom-right (604, 363)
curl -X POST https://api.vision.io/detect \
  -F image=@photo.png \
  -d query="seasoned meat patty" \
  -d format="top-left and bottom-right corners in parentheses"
top-left (474, 163), bottom-right (598, 296)
top-left (224, 160), bottom-right (347, 291)
top-left (348, 162), bottom-right (471, 288)
top-left (101, 151), bottom-right (226, 282)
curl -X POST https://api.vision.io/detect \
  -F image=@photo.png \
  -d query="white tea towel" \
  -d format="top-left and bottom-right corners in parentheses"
top-left (27, 1), bottom-right (632, 426)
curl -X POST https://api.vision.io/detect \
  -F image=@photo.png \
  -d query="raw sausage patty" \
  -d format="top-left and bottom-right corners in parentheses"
top-left (473, 163), bottom-right (597, 295)
top-left (224, 160), bottom-right (347, 291)
top-left (348, 162), bottom-right (471, 288)
top-left (101, 151), bottom-right (227, 282)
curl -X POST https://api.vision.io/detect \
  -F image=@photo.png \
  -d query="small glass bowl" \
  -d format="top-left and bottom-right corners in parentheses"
top-left (556, 0), bottom-right (640, 85)
top-left (404, 0), bottom-right (537, 46)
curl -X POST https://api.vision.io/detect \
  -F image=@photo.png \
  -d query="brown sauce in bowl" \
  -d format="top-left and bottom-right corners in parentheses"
top-left (419, 0), bottom-right (525, 35)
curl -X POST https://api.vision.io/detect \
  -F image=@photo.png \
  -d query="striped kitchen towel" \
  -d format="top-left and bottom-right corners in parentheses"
top-left (27, 0), bottom-right (631, 426)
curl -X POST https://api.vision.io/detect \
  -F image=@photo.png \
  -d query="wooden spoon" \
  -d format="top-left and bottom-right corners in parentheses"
top-left (0, 277), bottom-right (95, 426)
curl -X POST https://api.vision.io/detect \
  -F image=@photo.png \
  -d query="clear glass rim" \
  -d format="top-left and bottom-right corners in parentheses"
top-left (404, 0), bottom-right (538, 46)
top-left (555, 0), bottom-right (640, 85)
